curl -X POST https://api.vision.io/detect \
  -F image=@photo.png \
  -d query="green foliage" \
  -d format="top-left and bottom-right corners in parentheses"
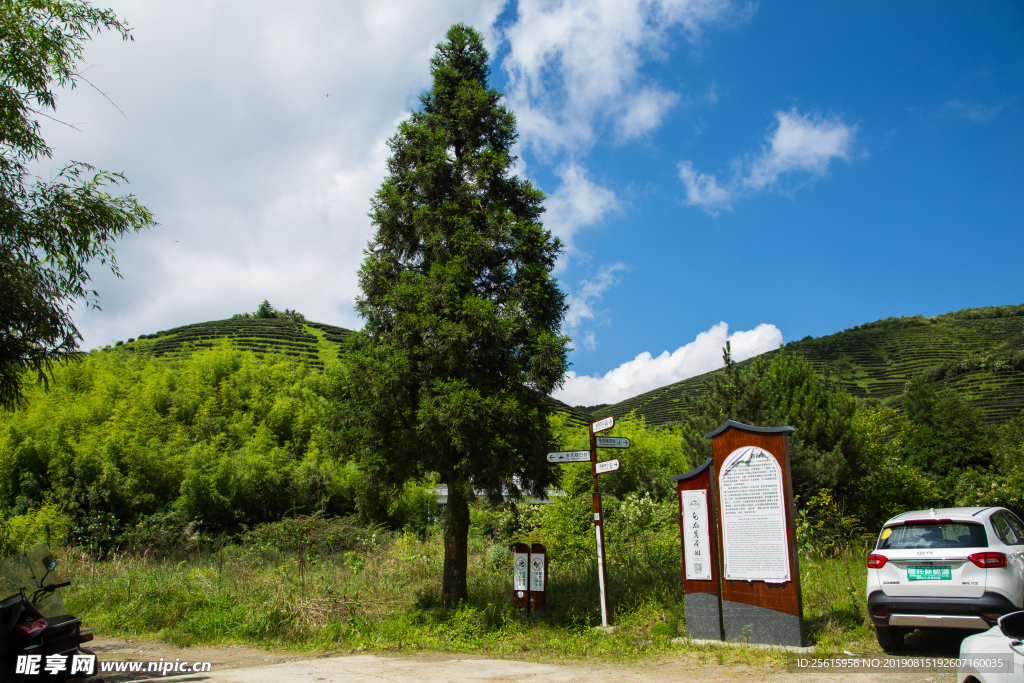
top-left (955, 417), bottom-right (1024, 517)
top-left (0, 0), bottom-right (156, 409)
top-left (796, 489), bottom-right (863, 556)
top-left (849, 406), bottom-right (939, 528)
top-left (903, 374), bottom-right (993, 486)
top-left (233, 300), bottom-right (307, 323)
top-left (0, 343), bottom-right (362, 541)
top-left (686, 345), bottom-right (862, 502)
top-left (549, 412), bottom-right (691, 501)
top-left (331, 25), bottom-right (569, 605)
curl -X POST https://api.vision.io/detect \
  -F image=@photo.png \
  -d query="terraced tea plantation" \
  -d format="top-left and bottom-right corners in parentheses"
top-left (598, 305), bottom-right (1024, 427)
top-left (120, 317), bottom-right (353, 371)
top-left (115, 317), bottom-right (591, 425)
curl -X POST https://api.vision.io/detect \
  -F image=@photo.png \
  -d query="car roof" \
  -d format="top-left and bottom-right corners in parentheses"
top-left (883, 507), bottom-right (997, 526)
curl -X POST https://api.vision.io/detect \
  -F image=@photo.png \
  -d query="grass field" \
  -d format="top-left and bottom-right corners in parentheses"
top-left (54, 529), bottom-right (907, 662)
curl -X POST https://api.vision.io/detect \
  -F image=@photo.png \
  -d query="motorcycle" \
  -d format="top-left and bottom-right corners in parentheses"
top-left (0, 544), bottom-right (101, 682)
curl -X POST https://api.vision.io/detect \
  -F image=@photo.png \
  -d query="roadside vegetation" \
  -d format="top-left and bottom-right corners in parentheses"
top-left (5, 354), bottom-right (1019, 657)
top-left (2, 0), bottom-right (1022, 665)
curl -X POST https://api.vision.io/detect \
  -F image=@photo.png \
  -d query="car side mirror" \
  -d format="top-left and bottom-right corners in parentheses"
top-left (999, 611), bottom-right (1024, 639)
top-left (42, 555), bottom-right (56, 572)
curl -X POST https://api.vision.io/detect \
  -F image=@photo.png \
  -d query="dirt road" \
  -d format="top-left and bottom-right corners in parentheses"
top-left (88, 637), bottom-right (957, 683)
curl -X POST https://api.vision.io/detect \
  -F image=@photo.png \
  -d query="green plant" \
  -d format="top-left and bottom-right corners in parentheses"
top-left (329, 24), bottom-right (570, 607)
top-left (0, 0), bottom-right (156, 409)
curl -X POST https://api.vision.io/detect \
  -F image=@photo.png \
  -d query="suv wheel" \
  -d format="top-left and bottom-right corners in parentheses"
top-left (874, 625), bottom-right (904, 653)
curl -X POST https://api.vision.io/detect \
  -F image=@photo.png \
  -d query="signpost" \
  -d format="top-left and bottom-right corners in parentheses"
top-left (545, 415), bottom-right (623, 627)
top-left (589, 415), bottom-right (614, 627)
top-left (546, 450), bottom-right (591, 463)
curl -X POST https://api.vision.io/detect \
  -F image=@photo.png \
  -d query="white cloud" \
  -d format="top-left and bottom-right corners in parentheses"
top-left (744, 109), bottom-right (855, 190)
top-left (943, 99), bottom-right (1003, 123)
top-left (678, 160), bottom-right (732, 213)
top-left (37, 0), bottom-right (504, 349)
top-left (564, 262), bottom-right (626, 331)
top-left (679, 108), bottom-right (855, 212)
top-left (544, 164), bottom-right (619, 255)
top-left (554, 321), bottom-right (782, 406)
top-left (616, 88), bottom-right (681, 140)
top-left (500, 0), bottom-right (740, 152)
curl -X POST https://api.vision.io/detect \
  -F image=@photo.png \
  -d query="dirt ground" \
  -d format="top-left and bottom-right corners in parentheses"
top-left (87, 636), bottom-right (960, 683)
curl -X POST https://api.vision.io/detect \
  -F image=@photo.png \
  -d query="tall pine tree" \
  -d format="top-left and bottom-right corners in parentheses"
top-left (336, 24), bottom-right (569, 606)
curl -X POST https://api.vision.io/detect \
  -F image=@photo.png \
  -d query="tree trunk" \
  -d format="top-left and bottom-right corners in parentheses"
top-left (441, 481), bottom-right (470, 608)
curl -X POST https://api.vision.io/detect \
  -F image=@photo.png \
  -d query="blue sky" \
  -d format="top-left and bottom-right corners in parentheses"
top-left (41, 0), bottom-right (1023, 405)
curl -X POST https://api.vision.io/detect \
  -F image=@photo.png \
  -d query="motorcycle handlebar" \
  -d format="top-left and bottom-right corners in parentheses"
top-left (45, 582), bottom-right (71, 591)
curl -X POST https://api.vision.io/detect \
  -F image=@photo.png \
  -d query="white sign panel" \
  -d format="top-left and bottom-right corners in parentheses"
top-left (681, 490), bottom-right (712, 581)
top-left (595, 437), bottom-right (630, 449)
top-left (530, 554), bottom-right (545, 591)
top-left (595, 459), bottom-right (620, 474)
top-left (592, 416), bottom-right (614, 433)
top-left (513, 553), bottom-right (529, 591)
top-left (546, 451), bottom-right (591, 463)
top-left (718, 446), bottom-right (790, 583)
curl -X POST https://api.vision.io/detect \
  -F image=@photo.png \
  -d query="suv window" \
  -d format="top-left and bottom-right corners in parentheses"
top-left (877, 522), bottom-right (988, 550)
top-left (994, 511), bottom-right (1024, 546)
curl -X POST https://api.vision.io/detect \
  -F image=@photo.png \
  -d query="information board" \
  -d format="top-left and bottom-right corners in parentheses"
top-left (681, 489), bottom-right (712, 581)
top-left (718, 446), bottom-right (790, 582)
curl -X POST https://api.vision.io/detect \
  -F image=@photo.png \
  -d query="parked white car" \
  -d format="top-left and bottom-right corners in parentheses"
top-left (866, 507), bottom-right (1024, 652)
top-left (957, 611), bottom-right (1024, 683)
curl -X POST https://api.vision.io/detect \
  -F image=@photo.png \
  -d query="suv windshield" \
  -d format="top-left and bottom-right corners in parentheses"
top-left (877, 522), bottom-right (988, 550)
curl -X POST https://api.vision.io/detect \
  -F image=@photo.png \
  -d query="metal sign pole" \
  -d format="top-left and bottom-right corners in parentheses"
top-left (590, 420), bottom-right (611, 627)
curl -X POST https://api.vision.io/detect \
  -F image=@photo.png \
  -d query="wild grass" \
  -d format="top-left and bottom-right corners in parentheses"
top-left (54, 528), bottom-right (892, 663)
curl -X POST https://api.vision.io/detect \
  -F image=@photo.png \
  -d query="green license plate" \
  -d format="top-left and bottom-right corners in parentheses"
top-left (907, 565), bottom-right (952, 581)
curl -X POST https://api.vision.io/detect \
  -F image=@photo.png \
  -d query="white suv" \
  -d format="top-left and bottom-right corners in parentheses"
top-left (866, 507), bottom-right (1024, 653)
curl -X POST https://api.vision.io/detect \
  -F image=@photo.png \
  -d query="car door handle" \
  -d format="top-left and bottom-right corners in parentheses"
top-left (1011, 640), bottom-right (1024, 657)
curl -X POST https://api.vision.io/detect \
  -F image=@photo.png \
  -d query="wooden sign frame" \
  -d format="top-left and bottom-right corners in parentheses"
top-left (707, 420), bottom-right (804, 647)
top-left (670, 458), bottom-right (723, 641)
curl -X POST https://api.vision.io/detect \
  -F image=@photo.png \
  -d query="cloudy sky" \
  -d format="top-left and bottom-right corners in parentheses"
top-left (40, 0), bottom-right (1023, 406)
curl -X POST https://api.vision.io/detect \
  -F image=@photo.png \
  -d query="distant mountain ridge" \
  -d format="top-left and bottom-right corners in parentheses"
top-left (594, 304), bottom-right (1024, 427)
top-left (117, 303), bottom-right (1024, 429)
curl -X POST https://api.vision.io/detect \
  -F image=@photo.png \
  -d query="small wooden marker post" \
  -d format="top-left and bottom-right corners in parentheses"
top-left (545, 415), bottom-right (622, 628)
top-left (513, 542), bottom-right (530, 610)
top-left (529, 543), bottom-right (547, 615)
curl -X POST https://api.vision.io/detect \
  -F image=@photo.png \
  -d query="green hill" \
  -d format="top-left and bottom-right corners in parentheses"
top-left (598, 304), bottom-right (1024, 427)
top-left (125, 317), bottom-right (354, 371)
top-left (115, 316), bottom-right (591, 426)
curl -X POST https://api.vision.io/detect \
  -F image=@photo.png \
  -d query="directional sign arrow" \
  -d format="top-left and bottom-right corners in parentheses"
top-left (595, 436), bottom-right (630, 449)
top-left (595, 459), bottom-right (620, 474)
top-left (546, 450), bottom-right (591, 463)
top-left (592, 416), bottom-right (614, 433)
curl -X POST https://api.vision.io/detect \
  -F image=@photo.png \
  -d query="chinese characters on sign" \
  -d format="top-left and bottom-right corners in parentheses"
top-left (513, 551), bottom-right (528, 598)
top-left (681, 490), bottom-right (711, 581)
top-left (718, 446), bottom-right (790, 582)
top-left (530, 555), bottom-right (545, 591)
